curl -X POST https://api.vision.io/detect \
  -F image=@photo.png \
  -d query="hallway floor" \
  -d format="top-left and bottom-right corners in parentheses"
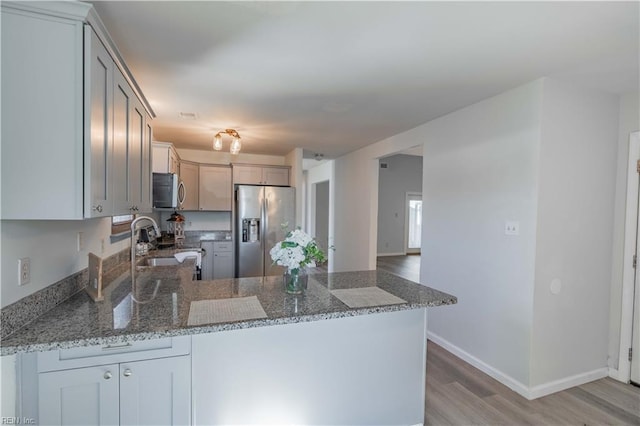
top-left (376, 254), bottom-right (421, 282)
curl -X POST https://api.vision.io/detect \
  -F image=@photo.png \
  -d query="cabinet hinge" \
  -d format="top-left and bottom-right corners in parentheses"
top-left (637, 160), bottom-right (640, 174)
top-left (634, 255), bottom-right (637, 269)
top-left (629, 347), bottom-right (633, 362)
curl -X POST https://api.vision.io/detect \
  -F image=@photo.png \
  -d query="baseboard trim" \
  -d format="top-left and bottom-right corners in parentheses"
top-left (528, 367), bottom-right (608, 399)
top-left (427, 332), bottom-right (608, 400)
top-left (376, 252), bottom-right (406, 257)
top-left (608, 367), bottom-right (628, 383)
top-left (427, 332), bottom-right (531, 398)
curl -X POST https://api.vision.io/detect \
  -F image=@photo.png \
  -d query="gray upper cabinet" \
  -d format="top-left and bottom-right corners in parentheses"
top-left (232, 164), bottom-right (290, 186)
top-left (199, 165), bottom-right (232, 211)
top-left (1, 2), bottom-right (153, 219)
top-left (85, 27), bottom-right (113, 218)
top-left (152, 142), bottom-right (180, 175)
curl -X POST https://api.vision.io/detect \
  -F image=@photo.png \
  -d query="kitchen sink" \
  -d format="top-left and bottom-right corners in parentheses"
top-left (142, 257), bottom-right (181, 267)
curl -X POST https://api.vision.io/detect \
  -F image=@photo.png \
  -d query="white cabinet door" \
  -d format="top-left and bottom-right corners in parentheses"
top-left (179, 162), bottom-right (199, 210)
top-left (152, 142), bottom-right (177, 175)
top-left (169, 148), bottom-right (179, 175)
top-left (263, 167), bottom-right (289, 186)
top-left (84, 27), bottom-right (113, 218)
top-left (199, 165), bottom-right (232, 211)
top-left (119, 356), bottom-right (191, 426)
top-left (39, 364), bottom-right (119, 426)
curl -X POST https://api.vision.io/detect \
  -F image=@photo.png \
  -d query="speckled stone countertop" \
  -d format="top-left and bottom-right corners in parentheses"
top-left (0, 259), bottom-right (456, 355)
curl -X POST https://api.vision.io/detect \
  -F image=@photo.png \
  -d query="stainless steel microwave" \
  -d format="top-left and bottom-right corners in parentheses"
top-left (152, 173), bottom-right (183, 208)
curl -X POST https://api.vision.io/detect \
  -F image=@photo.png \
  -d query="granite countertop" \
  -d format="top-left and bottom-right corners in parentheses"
top-left (0, 260), bottom-right (456, 355)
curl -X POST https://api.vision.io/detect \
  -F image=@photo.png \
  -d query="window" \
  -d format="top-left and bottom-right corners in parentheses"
top-left (112, 214), bottom-right (134, 235)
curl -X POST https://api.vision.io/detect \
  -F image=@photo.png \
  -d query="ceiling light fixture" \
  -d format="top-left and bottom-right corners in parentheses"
top-left (213, 129), bottom-right (242, 155)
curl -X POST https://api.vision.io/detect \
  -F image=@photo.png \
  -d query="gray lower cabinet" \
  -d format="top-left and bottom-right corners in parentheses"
top-left (213, 251), bottom-right (234, 279)
top-left (31, 337), bottom-right (191, 426)
top-left (201, 241), bottom-right (234, 280)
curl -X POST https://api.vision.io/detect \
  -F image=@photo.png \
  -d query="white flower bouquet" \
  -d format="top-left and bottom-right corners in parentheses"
top-left (269, 228), bottom-right (327, 274)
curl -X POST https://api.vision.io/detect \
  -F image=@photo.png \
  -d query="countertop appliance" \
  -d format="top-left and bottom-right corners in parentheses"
top-left (235, 185), bottom-right (295, 277)
top-left (152, 173), bottom-right (184, 209)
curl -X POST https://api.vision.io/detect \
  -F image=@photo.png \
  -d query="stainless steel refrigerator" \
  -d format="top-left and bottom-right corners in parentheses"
top-left (235, 185), bottom-right (295, 277)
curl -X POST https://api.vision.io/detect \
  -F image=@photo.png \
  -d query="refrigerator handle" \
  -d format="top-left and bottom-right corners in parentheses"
top-left (261, 196), bottom-right (267, 264)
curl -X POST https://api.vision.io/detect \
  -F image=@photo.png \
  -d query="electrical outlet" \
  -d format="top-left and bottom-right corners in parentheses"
top-left (505, 221), bottom-right (520, 236)
top-left (18, 257), bottom-right (31, 286)
top-left (77, 232), bottom-right (84, 252)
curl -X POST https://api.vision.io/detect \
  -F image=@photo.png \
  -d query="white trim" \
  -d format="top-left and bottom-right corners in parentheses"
top-left (528, 369), bottom-right (609, 400)
top-left (608, 367), bottom-right (627, 382)
top-left (427, 331), bottom-right (531, 398)
top-left (618, 131), bottom-right (640, 384)
top-left (377, 252), bottom-right (407, 257)
top-left (428, 332), bottom-right (608, 400)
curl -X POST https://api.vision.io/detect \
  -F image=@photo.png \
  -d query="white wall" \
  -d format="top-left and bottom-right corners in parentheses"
top-left (331, 77), bottom-right (621, 396)
top-left (332, 133), bottom-right (426, 272)
top-left (1, 217), bottom-right (132, 307)
top-left (608, 93), bottom-right (640, 372)
top-left (530, 79), bottom-right (619, 388)
top-left (421, 81), bottom-right (543, 387)
top-left (306, 160), bottom-right (335, 272)
top-left (377, 154), bottom-right (423, 255)
top-left (285, 148), bottom-right (304, 227)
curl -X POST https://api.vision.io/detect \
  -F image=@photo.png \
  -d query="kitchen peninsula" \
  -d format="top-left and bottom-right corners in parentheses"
top-left (2, 259), bottom-right (456, 425)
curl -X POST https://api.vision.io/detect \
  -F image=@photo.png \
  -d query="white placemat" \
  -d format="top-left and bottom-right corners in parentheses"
top-left (330, 287), bottom-right (406, 308)
top-left (187, 296), bottom-right (267, 326)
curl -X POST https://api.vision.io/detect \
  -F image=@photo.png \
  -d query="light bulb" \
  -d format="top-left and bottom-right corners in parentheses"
top-left (213, 133), bottom-right (223, 151)
top-left (230, 136), bottom-right (242, 155)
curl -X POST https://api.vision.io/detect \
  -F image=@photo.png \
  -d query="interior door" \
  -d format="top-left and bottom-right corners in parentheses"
top-left (405, 193), bottom-right (422, 254)
top-left (632, 159), bottom-right (640, 385)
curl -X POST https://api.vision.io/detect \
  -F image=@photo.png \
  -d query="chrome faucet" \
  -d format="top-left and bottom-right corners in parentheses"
top-left (130, 216), bottom-right (161, 303)
top-left (130, 216), bottom-right (161, 272)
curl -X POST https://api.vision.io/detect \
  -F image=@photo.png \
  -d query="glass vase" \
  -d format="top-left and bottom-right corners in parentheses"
top-left (284, 268), bottom-right (308, 294)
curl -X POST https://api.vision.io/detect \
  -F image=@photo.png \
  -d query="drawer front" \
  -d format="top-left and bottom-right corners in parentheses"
top-left (213, 241), bottom-right (232, 252)
top-left (37, 335), bottom-right (191, 372)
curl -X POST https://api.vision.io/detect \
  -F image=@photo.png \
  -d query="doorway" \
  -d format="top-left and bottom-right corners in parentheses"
top-left (315, 181), bottom-right (330, 257)
top-left (376, 150), bottom-right (423, 282)
top-left (405, 192), bottom-right (422, 254)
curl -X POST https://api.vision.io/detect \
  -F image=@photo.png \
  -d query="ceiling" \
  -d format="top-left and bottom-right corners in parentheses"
top-left (88, 1), bottom-right (639, 159)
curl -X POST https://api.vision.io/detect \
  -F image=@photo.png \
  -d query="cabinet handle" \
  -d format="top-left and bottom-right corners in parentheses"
top-left (103, 371), bottom-right (112, 380)
top-left (123, 369), bottom-right (132, 377)
top-left (93, 205), bottom-right (103, 213)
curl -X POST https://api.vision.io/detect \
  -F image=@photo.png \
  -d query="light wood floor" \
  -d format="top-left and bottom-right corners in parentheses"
top-left (375, 255), bottom-right (640, 425)
top-left (426, 340), bottom-right (640, 425)
top-left (376, 254), bottom-right (421, 282)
